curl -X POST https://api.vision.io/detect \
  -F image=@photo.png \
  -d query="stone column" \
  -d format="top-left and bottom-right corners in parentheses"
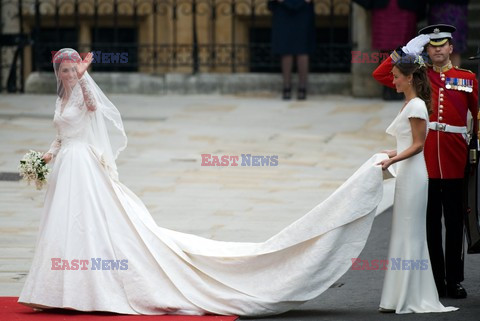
top-left (351, 3), bottom-right (381, 97)
top-left (79, 24), bottom-right (91, 52)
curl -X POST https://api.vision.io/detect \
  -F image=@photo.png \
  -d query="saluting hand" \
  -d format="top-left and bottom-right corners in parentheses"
top-left (402, 35), bottom-right (430, 55)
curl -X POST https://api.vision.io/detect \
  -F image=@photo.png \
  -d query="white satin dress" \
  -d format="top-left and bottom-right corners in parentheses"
top-left (379, 97), bottom-right (457, 313)
top-left (20, 86), bottom-right (391, 316)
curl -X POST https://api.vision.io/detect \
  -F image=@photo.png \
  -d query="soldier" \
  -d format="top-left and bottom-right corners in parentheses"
top-left (372, 24), bottom-right (478, 299)
top-left (418, 24), bottom-right (478, 299)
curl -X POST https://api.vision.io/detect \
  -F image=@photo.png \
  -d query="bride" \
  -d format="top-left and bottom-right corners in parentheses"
top-left (18, 48), bottom-right (406, 316)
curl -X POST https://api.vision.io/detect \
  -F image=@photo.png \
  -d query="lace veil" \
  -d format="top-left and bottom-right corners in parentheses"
top-left (52, 48), bottom-right (127, 179)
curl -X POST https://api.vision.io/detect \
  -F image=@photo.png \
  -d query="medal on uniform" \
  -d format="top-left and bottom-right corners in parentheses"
top-left (445, 77), bottom-right (473, 92)
top-left (445, 77), bottom-right (452, 89)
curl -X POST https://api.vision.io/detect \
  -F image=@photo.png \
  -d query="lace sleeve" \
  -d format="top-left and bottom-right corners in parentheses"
top-left (78, 77), bottom-right (97, 112)
top-left (46, 135), bottom-right (62, 157)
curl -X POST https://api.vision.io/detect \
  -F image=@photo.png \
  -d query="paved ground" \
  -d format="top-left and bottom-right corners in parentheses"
top-left (241, 207), bottom-right (480, 321)
top-left (0, 93), bottom-right (478, 320)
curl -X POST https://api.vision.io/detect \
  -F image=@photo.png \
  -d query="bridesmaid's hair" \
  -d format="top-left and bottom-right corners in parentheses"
top-left (394, 59), bottom-right (432, 115)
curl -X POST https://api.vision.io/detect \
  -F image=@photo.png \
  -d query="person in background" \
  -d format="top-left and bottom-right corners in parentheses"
top-left (353, 0), bottom-right (426, 100)
top-left (427, 0), bottom-right (470, 67)
top-left (268, 0), bottom-right (316, 100)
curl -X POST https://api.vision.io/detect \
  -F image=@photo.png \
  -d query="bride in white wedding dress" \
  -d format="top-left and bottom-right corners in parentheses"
top-left (19, 49), bottom-right (394, 316)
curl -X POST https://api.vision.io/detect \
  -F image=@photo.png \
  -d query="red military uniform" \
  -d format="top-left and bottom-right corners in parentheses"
top-left (372, 56), bottom-right (478, 179)
top-left (425, 64), bottom-right (478, 178)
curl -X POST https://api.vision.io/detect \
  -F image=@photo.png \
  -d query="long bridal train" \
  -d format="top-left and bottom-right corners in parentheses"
top-left (19, 152), bottom-right (391, 316)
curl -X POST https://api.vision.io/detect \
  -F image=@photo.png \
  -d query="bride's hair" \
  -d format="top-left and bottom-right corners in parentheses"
top-left (394, 58), bottom-right (432, 114)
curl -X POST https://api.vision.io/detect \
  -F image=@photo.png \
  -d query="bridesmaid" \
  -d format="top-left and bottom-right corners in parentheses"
top-left (372, 36), bottom-right (457, 313)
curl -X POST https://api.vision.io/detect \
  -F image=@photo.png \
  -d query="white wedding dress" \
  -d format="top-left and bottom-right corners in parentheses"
top-left (19, 84), bottom-right (394, 316)
top-left (379, 98), bottom-right (457, 313)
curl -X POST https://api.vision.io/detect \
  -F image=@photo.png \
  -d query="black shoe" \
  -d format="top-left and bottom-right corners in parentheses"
top-left (297, 88), bottom-right (307, 100)
top-left (282, 87), bottom-right (292, 100)
top-left (447, 283), bottom-right (467, 299)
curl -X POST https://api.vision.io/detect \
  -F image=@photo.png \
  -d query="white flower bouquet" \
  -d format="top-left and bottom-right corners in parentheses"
top-left (18, 150), bottom-right (51, 190)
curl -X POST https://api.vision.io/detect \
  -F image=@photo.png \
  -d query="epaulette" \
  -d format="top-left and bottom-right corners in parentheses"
top-left (390, 49), bottom-right (401, 63)
top-left (453, 66), bottom-right (474, 74)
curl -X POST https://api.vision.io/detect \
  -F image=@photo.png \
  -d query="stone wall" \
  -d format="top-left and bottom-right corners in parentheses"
top-left (25, 72), bottom-right (351, 95)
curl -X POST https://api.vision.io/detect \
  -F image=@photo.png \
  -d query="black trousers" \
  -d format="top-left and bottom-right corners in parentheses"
top-left (426, 178), bottom-right (465, 292)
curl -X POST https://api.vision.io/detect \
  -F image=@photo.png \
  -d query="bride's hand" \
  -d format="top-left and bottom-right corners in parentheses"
top-left (42, 153), bottom-right (53, 164)
top-left (76, 52), bottom-right (93, 79)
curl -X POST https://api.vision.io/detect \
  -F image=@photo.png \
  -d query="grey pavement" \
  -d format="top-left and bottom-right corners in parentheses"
top-left (0, 93), bottom-right (479, 320)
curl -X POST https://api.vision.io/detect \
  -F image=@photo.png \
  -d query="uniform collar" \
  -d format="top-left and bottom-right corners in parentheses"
top-left (432, 61), bottom-right (453, 73)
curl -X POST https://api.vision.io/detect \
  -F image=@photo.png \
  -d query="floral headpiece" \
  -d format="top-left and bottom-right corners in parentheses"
top-left (414, 54), bottom-right (426, 68)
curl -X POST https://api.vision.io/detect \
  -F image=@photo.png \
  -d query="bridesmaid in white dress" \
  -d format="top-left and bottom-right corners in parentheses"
top-left (373, 50), bottom-right (457, 313)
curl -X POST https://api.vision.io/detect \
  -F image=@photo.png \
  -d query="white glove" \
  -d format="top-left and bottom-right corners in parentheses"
top-left (402, 34), bottom-right (430, 55)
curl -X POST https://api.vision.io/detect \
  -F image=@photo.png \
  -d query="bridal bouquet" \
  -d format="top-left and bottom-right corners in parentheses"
top-left (18, 150), bottom-right (51, 190)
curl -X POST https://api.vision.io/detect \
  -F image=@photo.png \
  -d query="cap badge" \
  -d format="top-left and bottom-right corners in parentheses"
top-left (434, 28), bottom-right (440, 33)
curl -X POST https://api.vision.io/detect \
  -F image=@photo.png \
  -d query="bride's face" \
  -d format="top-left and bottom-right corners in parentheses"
top-left (59, 62), bottom-right (78, 90)
top-left (391, 66), bottom-right (412, 94)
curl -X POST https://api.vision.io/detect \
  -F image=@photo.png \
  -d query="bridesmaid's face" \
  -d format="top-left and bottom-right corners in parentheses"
top-left (59, 62), bottom-right (78, 89)
top-left (391, 66), bottom-right (412, 94)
